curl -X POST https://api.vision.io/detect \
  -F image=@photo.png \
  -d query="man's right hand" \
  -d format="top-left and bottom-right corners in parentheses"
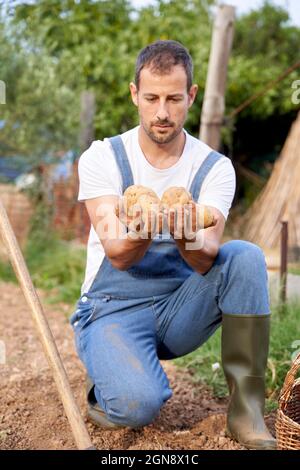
top-left (84, 195), bottom-right (154, 270)
top-left (115, 196), bottom-right (164, 239)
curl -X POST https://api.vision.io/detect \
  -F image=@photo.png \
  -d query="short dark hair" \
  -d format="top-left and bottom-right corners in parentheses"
top-left (135, 40), bottom-right (193, 91)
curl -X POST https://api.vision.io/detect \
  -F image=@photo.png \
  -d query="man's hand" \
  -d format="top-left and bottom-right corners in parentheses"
top-left (170, 205), bottom-right (225, 274)
top-left (166, 201), bottom-right (215, 241)
top-left (115, 196), bottom-right (164, 239)
top-left (84, 195), bottom-right (153, 270)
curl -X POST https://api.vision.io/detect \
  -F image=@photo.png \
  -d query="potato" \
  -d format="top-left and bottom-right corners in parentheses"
top-left (117, 185), bottom-right (163, 233)
top-left (115, 185), bottom-right (214, 234)
top-left (195, 204), bottom-right (214, 229)
top-left (161, 186), bottom-right (214, 229)
top-left (161, 187), bottom-right (192, 209)
top-left (123, 185), bottom-right (160, 216)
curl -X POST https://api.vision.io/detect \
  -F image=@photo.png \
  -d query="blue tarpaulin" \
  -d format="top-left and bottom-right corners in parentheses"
top-left (0, 156), bottom-right (32, 182)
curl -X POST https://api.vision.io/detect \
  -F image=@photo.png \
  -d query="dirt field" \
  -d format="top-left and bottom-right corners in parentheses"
top-left (0, 282), bottom-right (276, 450)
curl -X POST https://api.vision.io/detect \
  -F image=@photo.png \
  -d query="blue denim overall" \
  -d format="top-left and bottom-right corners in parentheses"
top-left (70, 136), bottom-right (270, 428)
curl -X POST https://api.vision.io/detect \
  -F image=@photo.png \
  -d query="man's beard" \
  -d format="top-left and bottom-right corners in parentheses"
top-left (141, 118), bottom-right (183, 144)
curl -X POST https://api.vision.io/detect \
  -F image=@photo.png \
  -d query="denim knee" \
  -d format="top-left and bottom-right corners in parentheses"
top-left (221, 240), bottom-right (267, 275)
top-left (216, 240), bottom-right (270, 315)
top-left (104, 388), bottom-right (167, 428)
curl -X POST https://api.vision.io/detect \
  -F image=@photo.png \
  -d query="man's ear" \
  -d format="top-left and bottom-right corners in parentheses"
top-left (129, 82), bottom-right (138, 106)
top-left (188, 84), bottom-right (198, 108)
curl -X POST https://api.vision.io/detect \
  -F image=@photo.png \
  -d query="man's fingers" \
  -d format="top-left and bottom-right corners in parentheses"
top-left (115, 196), bottom-right (127, 220)
top-left (141, 209), bottom-right (158, 236)
top-left (157, 211), bottom-right (165, 233)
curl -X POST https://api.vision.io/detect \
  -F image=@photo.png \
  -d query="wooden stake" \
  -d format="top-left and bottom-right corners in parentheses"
top-left (199, 4), bottom-right (235, 150)
top-left (280, 220), bottom-right (288, 304)
top-left (0, 198), bottom-right (95, 450)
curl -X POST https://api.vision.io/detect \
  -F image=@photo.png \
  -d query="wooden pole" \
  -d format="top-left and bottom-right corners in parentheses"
top-left (280, 220), bottom-right (288, 304)
top-left (199, 4), bottom-right (235, 150)
top-left (0, 198), bottom-right (95, 450)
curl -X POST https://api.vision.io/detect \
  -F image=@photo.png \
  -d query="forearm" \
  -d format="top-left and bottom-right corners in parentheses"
top-left (104, 233), bottom-right (152, 270)
top-left (92, 199), bottom-right (153, 270)
top-left (174, 232), bottom-right (219, 275)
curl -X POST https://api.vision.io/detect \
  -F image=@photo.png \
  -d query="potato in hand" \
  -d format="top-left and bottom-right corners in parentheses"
top-left (115, 185), bottom-right (164, 235)
top-left (161, 186), bottom-right (192, 209)
top-left (115, 185), bottom-right (215, 239)
top-left (161, 186), bottom-right (214, 232)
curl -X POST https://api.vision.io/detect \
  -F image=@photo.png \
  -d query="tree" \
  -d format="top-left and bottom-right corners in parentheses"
top-left (1, 0), bottom-right (300, 165)
top-left (9, 0), bottom-right (136, 141)
top-left (226, 1), bottom-right (300, 120)
top-left (0, 8), bottom-right (79, 158)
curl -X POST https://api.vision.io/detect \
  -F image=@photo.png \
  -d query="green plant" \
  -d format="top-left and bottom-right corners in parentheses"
top-left (24, 231), bottom-right (86, 304)
top-left (174, 301), bottom-right (300, 407)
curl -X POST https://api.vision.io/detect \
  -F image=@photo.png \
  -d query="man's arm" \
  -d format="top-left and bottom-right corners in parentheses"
top-left (84, 195), bottom-right (153, 271)
top-left (172, 206), bottom-right (225, 275)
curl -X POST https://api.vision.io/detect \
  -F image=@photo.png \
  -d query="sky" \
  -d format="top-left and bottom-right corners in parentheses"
top-left (131, 0), bottom-right (300, 26)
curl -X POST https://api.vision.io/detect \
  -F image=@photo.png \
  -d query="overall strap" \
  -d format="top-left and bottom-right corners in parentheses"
top-left (108, 135), bottom-right (134, 192)
top-left (189, 150), bottom-right (224, 202)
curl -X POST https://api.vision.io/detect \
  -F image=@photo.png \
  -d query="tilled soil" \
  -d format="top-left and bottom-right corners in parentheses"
top-left (0, 282), bottom-right (276, 450)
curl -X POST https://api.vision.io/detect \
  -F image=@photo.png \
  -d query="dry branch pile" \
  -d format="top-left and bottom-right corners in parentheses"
top-left (241, 111), bottom-right (300, 257)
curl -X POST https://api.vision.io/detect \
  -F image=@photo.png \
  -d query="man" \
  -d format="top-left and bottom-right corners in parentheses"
top-left (70, 40), bottom-right (276, 450)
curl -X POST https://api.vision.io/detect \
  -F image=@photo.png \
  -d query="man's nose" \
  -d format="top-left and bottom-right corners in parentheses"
top-left (156, 101), bottom-right (170, 121)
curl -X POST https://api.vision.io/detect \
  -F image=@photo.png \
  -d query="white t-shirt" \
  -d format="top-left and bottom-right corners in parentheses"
top-left (78, 125), bottom-right (236, 294)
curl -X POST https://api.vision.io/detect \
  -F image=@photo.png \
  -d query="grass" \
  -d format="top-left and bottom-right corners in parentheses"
top-left (0, 227), bottom-right (86, 305)
top-left (26, 231), bottom-right (86, 304)
top-left (288, 266), bottom-right (300, 276)
top-left (174, 302), bottom-right (300, 412)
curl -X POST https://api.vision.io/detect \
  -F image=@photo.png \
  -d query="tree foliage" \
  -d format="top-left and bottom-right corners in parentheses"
top-left (0, 0), bottom-right (299, 161)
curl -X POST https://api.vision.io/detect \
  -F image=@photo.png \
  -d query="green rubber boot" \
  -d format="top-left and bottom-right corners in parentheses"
top-left (86, 375), bottom-right (126, 429)
top-left (221, 314), bottom-right (277, 450)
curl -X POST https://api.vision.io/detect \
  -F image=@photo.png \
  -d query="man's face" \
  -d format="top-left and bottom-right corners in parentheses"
top-left (130, 64), bottom-right (198, 144)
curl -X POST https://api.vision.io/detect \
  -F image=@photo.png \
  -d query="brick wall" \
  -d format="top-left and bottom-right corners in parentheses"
top-left (51, 161), bottom-right (90, 243)
top-left (0, 184), bottom-right (33, 260)
top-left (0, 162), bottom-right (92, 263)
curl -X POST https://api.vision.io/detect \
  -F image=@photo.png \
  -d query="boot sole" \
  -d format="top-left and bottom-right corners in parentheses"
top-left (225, 428), bottom-right (277, 450)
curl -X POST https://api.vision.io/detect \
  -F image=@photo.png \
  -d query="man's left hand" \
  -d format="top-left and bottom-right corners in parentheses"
top-left (166, 201), bottom-right (214, 240)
